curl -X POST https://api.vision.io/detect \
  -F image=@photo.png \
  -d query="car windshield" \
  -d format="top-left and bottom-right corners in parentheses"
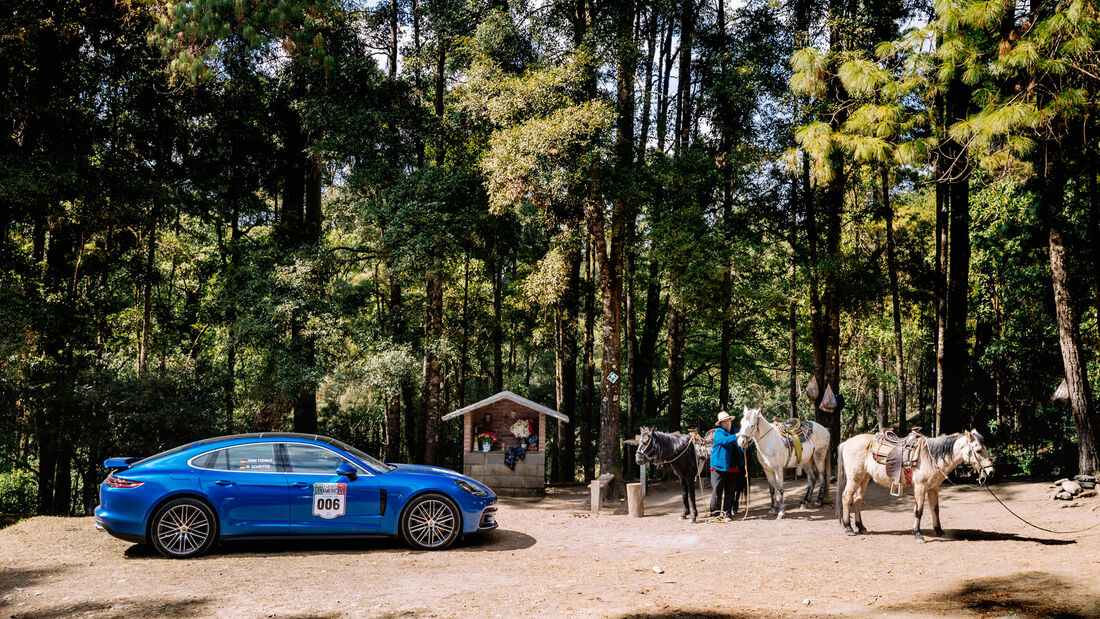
top-left (328, 438), bottom-right (396, 473)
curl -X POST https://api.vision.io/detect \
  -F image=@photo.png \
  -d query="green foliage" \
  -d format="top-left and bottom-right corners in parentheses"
top-left (0, 469), bottom-right (36, 515)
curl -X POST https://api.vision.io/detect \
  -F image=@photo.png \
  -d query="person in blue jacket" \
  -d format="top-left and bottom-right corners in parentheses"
top-left (709, 409), bottom-right (746, 521)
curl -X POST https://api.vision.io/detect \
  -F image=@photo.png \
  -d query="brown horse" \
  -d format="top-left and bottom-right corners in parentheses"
top-left (836, 430), bottom-right (994, 541)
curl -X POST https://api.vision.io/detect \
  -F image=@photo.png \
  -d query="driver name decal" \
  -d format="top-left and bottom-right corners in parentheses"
top-left (312, 483), bottom-right (347, 519)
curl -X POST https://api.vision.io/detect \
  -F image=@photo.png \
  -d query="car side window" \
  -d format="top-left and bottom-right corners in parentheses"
top-left (223, 444), bottom-right (279, 472)
top-left (196, 450), bottom-right (227, 470)
top-left (284, 444), bottom-right (356, 474)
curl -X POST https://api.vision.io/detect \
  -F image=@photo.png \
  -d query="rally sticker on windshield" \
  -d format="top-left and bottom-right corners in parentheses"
top-left (312, 483), bottom-right (346, 519)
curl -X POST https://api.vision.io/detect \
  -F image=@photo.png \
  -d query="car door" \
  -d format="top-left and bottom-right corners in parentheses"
top-left (281, 443), bottom-right (382, 534)
top-left (194, 443), bottom-right (289, 536)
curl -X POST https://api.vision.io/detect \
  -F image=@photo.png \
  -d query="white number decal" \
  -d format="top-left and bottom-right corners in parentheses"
top-left (312, 483), bottom-right (346, 519)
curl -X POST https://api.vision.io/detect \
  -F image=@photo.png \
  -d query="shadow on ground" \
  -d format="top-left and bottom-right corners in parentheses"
top-left (0, 566), bottom-right (69, 591)
top-left (121, 527), bottom-right (534, 558)
top-left (3, 598), bottom-right (212, 619)
top-left (874, 571), bottom-right (1100, 618)
top-left (857, 527), bottom-right (1076, 545)
top-left (619, 612), bottom-right (756, 619)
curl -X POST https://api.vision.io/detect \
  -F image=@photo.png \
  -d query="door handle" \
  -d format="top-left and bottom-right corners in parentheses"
top-left (214, 480), bottom-right (236, 487)
top-left (291, 482), bottom-right (311, 488)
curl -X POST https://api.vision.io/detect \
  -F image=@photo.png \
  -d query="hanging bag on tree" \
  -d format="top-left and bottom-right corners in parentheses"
top-left (820, 384), bottom-right (837, 413)
top-left (1052, 378), bottom-right (1070, 405)
top-left (805, 376), bottom-right (819, 401)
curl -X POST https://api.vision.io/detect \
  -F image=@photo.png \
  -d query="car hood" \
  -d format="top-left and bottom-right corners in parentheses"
top-left (385, 463), bottom-right (493, 494)
top-left (387, 463), bottom-right (465, 480)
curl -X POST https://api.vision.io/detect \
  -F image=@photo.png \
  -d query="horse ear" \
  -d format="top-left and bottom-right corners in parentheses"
top-left (742, 406), bottom-right (749, 414)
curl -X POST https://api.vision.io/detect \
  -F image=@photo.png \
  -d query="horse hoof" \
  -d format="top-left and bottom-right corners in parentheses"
top-left (914, 535), bottom-right (925, 543)
top-left (678, 515), bottom-right (688, 521)
top-left (812, 501), bottom-right (823, 508)
top-left (846, 529), bottom-right (857, 537)
top-left (934, 528), bottom-right (944, 536)
top-left (775, 513), bottom-right (784, 520)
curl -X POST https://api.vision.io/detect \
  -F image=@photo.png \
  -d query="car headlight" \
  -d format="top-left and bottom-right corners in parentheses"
top-left (455, 479), bottom-right (488, 497)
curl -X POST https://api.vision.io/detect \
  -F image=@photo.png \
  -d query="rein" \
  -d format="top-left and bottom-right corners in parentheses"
top-left (641, 433), bottom-right (694, 467)
top-left (933, 437), bottom-right (1100, 535)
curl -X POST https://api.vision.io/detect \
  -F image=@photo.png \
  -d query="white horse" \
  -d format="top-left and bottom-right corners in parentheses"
top-left (836, 430), bottom-right (994, 541)
top-left (736, 406), bottom-right (831, 519)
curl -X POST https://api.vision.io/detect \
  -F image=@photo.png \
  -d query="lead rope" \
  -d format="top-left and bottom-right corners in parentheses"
top-left (936, 445), bottom-right (1100, 536)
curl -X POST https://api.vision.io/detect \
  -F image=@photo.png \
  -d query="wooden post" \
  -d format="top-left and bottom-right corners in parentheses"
top-left (590, 479), bottom-right (602, 514)
top-left (640, 462), bottom-right (647, 497)
top-left (463, 415), bottom-right (472, 453)
top-left (627, 482), bottom-right (644, 517)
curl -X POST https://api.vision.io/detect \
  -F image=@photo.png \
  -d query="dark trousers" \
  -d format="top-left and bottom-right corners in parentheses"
top-left (709, 468), bottom-right (746, 517)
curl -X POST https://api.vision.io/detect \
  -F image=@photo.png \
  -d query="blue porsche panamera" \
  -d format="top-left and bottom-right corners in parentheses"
top-left (93, 433), bottom-right (498, 558)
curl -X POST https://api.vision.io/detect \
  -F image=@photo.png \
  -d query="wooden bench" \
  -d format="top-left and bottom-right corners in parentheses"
top-left (590, 473), bottom-right (615, 513)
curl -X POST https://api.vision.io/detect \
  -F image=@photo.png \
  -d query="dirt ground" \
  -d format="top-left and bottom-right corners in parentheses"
top-left (2, 478), bottom-right (1099, 618)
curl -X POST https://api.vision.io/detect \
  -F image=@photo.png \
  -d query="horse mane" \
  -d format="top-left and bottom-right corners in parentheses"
top-left (926, 433), bottom-right (960, 464)
top-left (652, 430), bottom-right (691, 459)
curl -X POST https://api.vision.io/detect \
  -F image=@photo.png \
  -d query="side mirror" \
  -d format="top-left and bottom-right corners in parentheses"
top-left (336, 463), bottom-right (358, 481)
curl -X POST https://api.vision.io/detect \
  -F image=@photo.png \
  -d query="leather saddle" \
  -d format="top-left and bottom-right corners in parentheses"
top-left (774, 418), bottom-right (812, 464)
top-left (871, 428), bottom-right (923, 495)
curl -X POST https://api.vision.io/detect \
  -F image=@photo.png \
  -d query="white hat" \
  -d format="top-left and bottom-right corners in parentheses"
top-left (715, 410), bottom-right (733, 426)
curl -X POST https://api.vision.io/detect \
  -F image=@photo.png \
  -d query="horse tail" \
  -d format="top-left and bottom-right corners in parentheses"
top-left (835, 440), bottom-right (846, 523)
top-left (823, 440), bottom-right (831, 501)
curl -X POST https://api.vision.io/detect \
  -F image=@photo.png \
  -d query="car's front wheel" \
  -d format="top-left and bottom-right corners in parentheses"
top-left (400, 493), bottom-right (460, 550)
top-left (150, 498), bottom-right (217, 559)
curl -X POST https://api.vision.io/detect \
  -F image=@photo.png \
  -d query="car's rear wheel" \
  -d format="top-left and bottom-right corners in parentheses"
top-left (150, 498), bottom-right (217, 559)
top-left (400, 493), bottom-right (460, 550)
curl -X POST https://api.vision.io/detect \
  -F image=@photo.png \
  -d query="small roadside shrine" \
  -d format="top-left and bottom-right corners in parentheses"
top-left (442, 391), bottom-right (569, 497)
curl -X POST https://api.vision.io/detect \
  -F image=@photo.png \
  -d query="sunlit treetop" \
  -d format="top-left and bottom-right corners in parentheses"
top-left (148, 0), bottom-right (341, 83)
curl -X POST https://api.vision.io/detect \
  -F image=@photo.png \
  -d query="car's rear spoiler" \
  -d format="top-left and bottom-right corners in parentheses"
top-left (103, 457), bottom-right (142, 470)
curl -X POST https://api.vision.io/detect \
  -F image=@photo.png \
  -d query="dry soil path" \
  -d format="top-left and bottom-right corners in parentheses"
top-left (1, 479), bottom-right (1099, 618)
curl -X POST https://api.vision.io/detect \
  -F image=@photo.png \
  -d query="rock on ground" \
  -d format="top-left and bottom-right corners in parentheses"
top-left (1062, 481), bottom-right (1082, 495)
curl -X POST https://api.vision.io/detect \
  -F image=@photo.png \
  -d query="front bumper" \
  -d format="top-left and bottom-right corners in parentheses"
top-left (477, 505), bottom-right (498, 530)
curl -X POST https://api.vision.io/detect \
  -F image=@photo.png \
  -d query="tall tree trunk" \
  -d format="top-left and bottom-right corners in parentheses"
top-left (225, 208), bottom-right (241, 435)
top-left (940, 77), bottom-right (971, 434)
top-left (788, 191), bottom-right (799, 418)
top-left (293, 146), bottom-right (323, 435)
top-left (666, 0), bottom-right (693, 430)
top-left (815, 0), bottom-right (847, 449)
top-left (491, 254), bottom-right (504, 392)
top-left (637, 8), bottom-right (659, 156)
top-left (934, 102), bottom-right (948, 434)
top-left (656, 17), bottom-right (674, 153)
top-left (434, 43), bottom-right (446, 168)
top-left (581, 238), bottom-right (597, 480)
top-left (389, 0), bottom-right (399, 78)
top-left (554, 242), bottom-right (582, 482)
top-left (39, 216), bottom-right (76, 515)
top-left (883, 168), bottom-right (906, 431)
top-left (422, 272), bottom-right (443, 464)
top-left (1042, 141), bottom-right (1100, 475)
top-left (137, 213), bottom-right (156, 376)
top-left (412, 0), bottom-right (425, 168)
top-left (587, 0), bottom-right (635, 494)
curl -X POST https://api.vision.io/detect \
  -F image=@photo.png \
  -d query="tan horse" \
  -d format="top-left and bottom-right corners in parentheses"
top-left (836, 430), bottom-right (994, 541)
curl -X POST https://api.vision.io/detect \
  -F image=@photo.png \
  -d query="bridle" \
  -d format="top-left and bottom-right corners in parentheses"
top-left (933, 433), bottom-right (994, 484)
top-left (638, 430), bottom-right (693, 467)
top-left (963, 434), bottom-right (994, 484)
top-left (741, 410), bottom-right (772, 447)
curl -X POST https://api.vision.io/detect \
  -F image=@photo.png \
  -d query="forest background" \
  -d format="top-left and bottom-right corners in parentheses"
top-left (3, 0), bottom-right (1100, 515)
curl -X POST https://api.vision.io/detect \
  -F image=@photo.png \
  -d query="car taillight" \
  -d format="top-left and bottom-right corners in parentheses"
top-left (105, 473), bottom-right (143, 489)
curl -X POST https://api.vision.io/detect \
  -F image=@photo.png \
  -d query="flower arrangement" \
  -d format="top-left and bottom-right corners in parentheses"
top-left (510, 419), bottom-right (531, 440)
top-left (476, 431), bottom-right (499, 444)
